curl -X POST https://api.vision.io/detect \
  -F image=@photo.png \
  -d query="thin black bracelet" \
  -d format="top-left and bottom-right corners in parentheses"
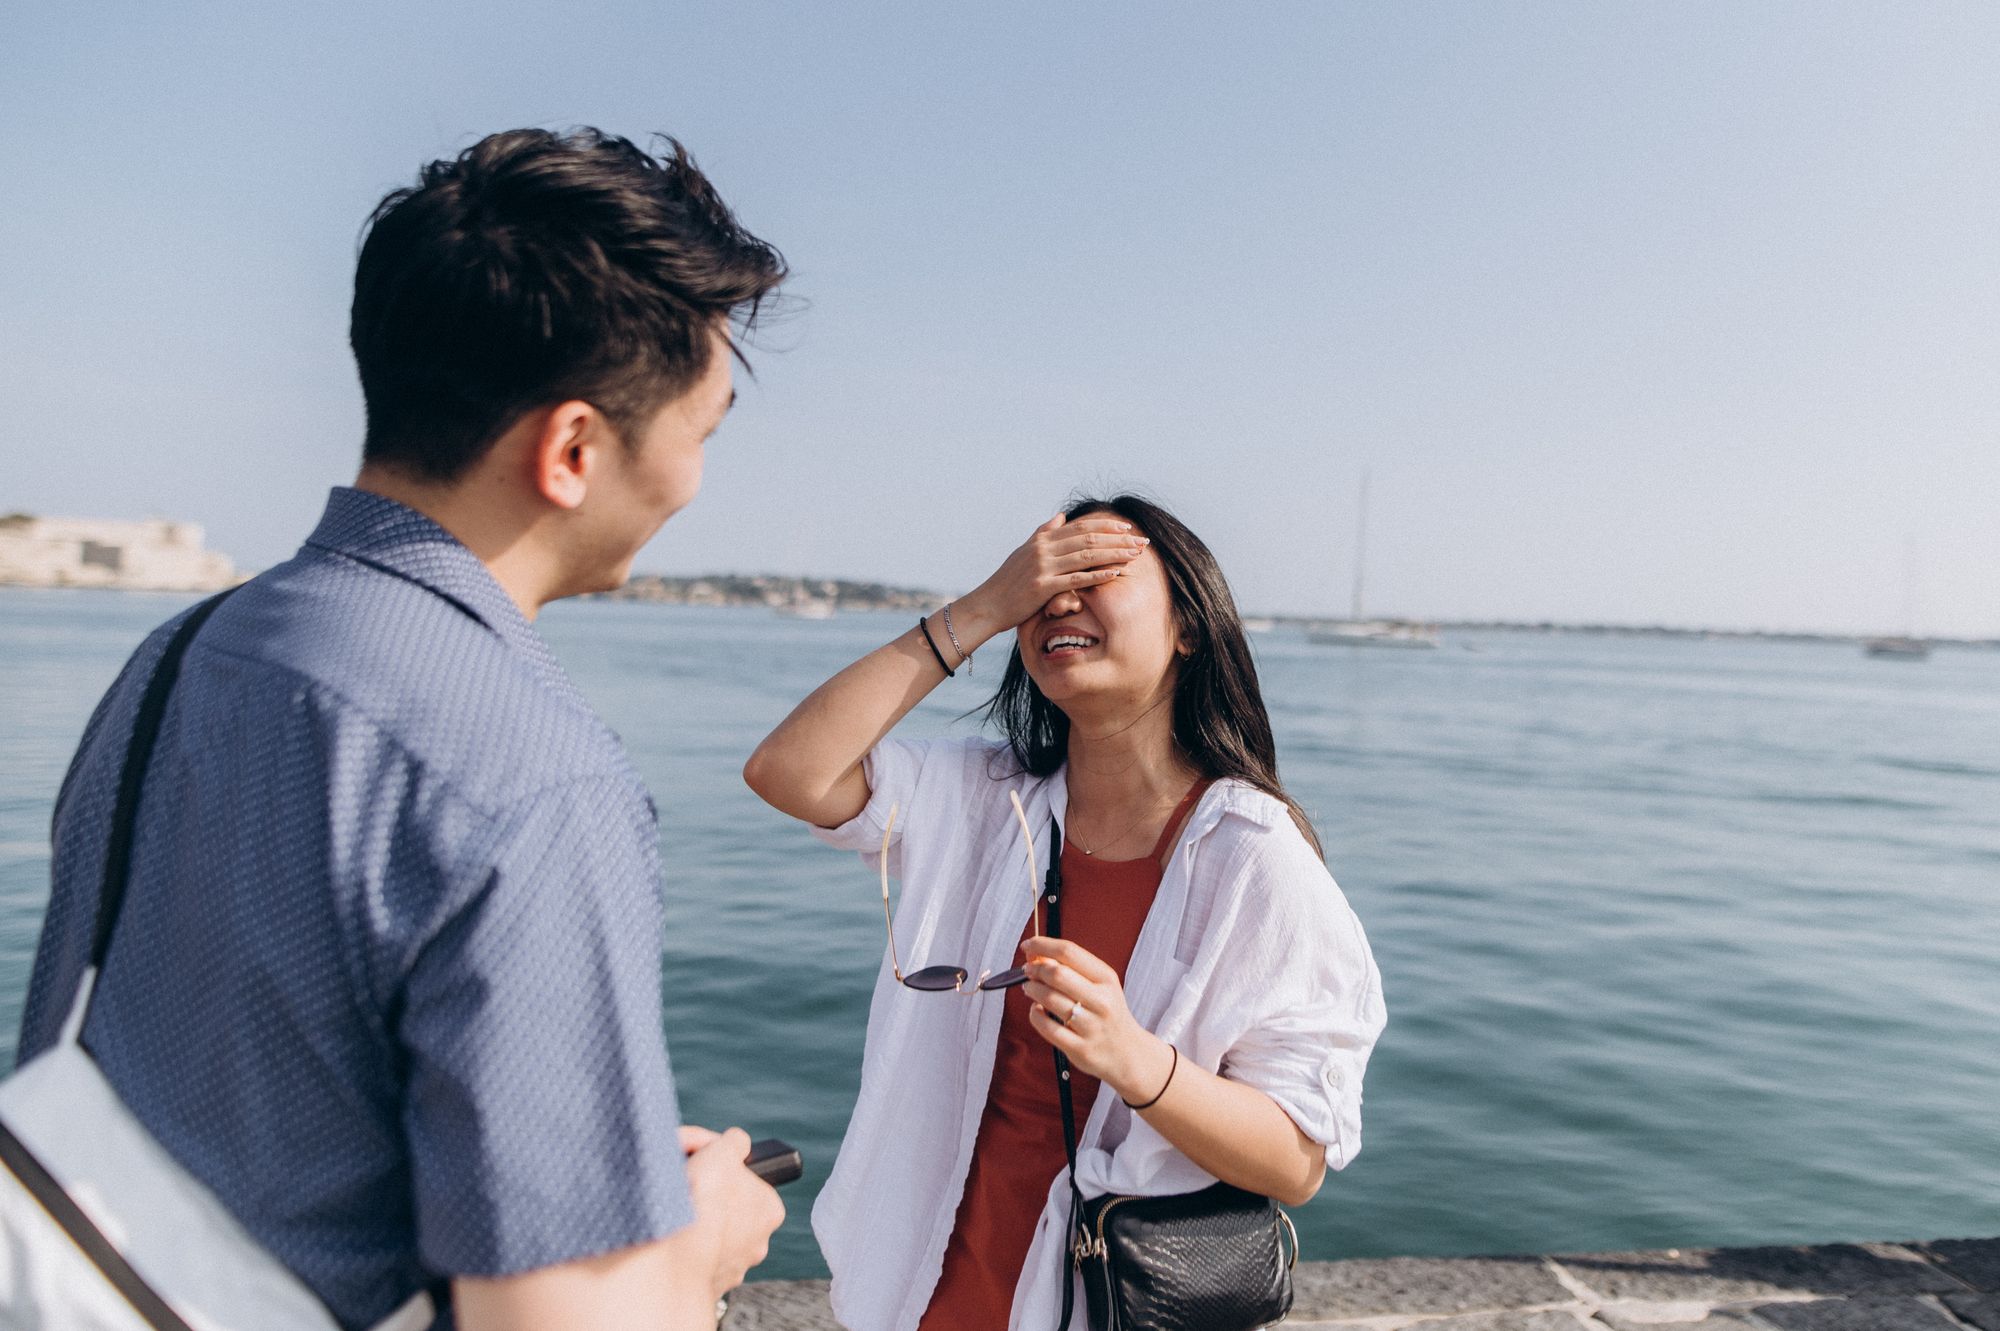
top-left (917, 616), bottom-right (955, 677)
top-left (1123, 1042), bottom-right (1178, 1111)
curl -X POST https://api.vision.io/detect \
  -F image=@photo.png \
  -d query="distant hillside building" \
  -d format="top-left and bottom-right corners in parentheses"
top-left (0, 514), bottom-right (238, 592)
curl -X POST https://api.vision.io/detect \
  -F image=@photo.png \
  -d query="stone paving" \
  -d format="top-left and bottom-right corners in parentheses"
top-left (718, 1235), bottom-right (2000, 1329)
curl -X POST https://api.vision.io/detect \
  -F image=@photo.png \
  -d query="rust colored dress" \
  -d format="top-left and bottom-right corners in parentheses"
top-left (917, 781), bottom-right (1211, 1331)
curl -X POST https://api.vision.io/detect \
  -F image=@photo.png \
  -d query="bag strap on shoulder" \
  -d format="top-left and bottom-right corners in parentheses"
top-left (83, 588), bottom-right (238, 1015)
top-left (21, 585), bottom-right (449, 1331)
top-left (1046, 816), bottom-right (1091, 1331)
top-left (4, 591), bottom-right (240, 1331)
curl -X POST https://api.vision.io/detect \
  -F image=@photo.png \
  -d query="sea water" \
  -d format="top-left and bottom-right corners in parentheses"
top-left (3, 588), bottom-right (1997, 1279)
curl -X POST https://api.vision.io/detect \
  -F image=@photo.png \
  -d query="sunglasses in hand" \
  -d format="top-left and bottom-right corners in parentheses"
top-left (877, 789), bottom-right (1042, 994)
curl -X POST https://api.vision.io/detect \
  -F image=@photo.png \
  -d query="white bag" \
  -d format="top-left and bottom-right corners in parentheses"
top-left (0, 593), bottom-right (431, 1331)
top-left (0, 975), bottom-right (432, 1331)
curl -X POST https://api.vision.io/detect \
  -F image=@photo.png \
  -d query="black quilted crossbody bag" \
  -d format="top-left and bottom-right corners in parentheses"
top-left (1045, 818), bottom-right (1298, 1331)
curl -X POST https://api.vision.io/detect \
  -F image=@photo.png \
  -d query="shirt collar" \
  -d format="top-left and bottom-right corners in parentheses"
top-left (1188, 779), bottom-right (1289, 834)
top-left (1039, 767), bottom-right (1286, 856)
top-left (300, 486), bottom-right (580, 699)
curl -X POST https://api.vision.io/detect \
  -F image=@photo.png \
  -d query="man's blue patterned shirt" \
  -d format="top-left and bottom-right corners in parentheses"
top-left (18, 488), bottom-right (694, 1329)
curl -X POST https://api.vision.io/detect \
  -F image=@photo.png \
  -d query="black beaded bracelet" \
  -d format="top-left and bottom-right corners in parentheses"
top-left (1122, 1042), bottom-right (1178, 1111)
top-left (917, 616), bottom-right (955, 677)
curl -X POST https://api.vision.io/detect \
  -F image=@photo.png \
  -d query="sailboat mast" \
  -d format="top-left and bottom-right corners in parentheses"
top-left (1900, 535), bottom-right (1918, 638)
top-left (1351, 467), bottom-right (1370, 621)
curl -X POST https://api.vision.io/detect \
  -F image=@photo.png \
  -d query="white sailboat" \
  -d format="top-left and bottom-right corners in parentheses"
top-left (1862, 538), bottom-right (1929, 661)
top-left (1308, 470), bottom-right (1440, 650)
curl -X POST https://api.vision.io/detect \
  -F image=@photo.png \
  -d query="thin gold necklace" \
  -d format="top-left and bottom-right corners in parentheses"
top-left (1068, 791), bottom-right (1176, 857)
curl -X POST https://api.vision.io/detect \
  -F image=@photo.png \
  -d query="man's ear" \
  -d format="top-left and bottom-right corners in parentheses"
top-left (530, 401), bottom-right (604, 510)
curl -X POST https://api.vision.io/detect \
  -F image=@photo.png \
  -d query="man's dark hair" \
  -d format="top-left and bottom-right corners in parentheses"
top-left (350, 127), bottom-right (786, 481)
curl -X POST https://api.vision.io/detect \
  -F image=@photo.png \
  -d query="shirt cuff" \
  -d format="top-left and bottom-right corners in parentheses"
top-left (808, 739), bottom-right (926, 855)
top-left (1224, 1041), bottom-right (1367, 1171)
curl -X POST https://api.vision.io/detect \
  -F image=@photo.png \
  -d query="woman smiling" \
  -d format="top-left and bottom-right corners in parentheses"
top-left (744, 495), bottom-right (1385, 1331)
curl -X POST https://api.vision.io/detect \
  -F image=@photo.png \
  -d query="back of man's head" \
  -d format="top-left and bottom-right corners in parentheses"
top-left (351, 127), bottom-right (785, 483)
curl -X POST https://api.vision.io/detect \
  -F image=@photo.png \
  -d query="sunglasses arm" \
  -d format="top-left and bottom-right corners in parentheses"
top-left (1008, 790), bottom-right (1042, 939)
top-left (881, 802), bottom-right (906, 982)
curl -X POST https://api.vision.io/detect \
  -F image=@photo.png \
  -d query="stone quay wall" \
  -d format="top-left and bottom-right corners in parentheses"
top-left (721, 1235), bottom-right (2000, 1330)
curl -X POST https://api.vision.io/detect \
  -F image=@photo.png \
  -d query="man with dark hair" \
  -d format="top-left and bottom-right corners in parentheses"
top-left (19, 128), bottom-right (789, 1329)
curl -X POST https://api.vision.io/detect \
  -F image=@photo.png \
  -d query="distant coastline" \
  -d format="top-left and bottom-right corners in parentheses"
top-left (1391, 618), bottom-right (2000, 649)
top-left (591, 574), bottom-right (2000, 650)
top-left (7, 547), bottom-right (1991, 649)
top-left (590, 573), bottom-right (940, 616)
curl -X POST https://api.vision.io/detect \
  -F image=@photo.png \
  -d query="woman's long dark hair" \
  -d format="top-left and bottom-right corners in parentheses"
top-left (982, 494), bottom-right (1323, 856)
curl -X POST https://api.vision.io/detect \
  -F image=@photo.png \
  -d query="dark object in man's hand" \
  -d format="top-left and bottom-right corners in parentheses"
top-left (746, 1138), bottom-right (803, 1187)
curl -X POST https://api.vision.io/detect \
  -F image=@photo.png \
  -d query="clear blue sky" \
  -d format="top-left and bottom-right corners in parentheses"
top-left (4, 2), bottom-right (1996, 635)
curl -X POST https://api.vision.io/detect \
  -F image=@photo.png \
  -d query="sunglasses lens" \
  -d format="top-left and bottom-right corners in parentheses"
top-left (905, 965), bottom-right (970, 992)
top-left (979, 965), bottom-right (1029, 991)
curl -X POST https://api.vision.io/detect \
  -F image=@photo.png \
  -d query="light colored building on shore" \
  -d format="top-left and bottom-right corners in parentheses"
top-left (0, 514), bottom-right (238, 592)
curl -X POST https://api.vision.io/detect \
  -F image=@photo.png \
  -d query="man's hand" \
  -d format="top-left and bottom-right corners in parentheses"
top-left (453, 1124), bottom-right (784, 1331)
top-left (679, 1125), bottom-right (787, 1300)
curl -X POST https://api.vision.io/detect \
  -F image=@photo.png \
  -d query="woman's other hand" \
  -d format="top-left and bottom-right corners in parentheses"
top-left (952, 514), bottom-right (1150, 644)
top-left (1021, 936), bottom-right (1175, 1107)
top-left (1022, 936), bottom-right (1326, 1206)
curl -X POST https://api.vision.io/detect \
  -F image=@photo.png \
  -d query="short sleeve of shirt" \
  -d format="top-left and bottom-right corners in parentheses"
top-left (399, 776), bottom-right (693, 1277)
top-left (808, 736), bottom-right (937, 868)
top-left (1213, 843), bottom-right (1386, 1172)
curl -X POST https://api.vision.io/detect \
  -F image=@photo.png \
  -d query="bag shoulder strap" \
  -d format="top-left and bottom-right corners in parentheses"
top-left (86, 589), bottom-right (237, 986)
top-left (1046, 816), bottom-right (1091, 1331)
top-left (4, 590), bottom-right (233, 1330)
top-left (21, 587), bottom-right (447, 1331)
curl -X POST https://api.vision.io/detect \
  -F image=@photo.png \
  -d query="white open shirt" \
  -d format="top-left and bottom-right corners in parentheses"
top-left (809, 736), bottom-right (1386, 1331)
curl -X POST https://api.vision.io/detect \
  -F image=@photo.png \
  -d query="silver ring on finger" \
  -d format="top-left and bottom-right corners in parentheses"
top-left (1065, 999), bottom-right (1084, 1027)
